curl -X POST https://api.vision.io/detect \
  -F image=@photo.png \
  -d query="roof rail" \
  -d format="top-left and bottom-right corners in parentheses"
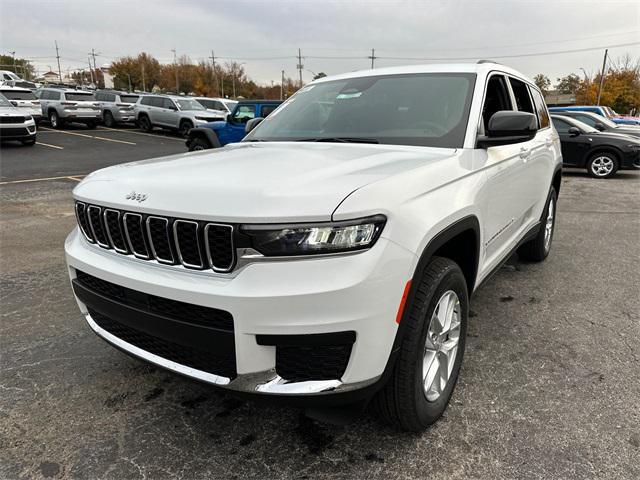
top-left (477, 59), bottom-right (498, 64)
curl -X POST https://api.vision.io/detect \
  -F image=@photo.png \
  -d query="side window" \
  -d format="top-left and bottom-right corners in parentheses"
top-left (551, 118), bottom-right (571, 133)
top-left (509, 78), bottom-right (535, 114)
top-left (574, 114), bottom-right (596, 127)
top-left (232, 104), bottom-right (256, 124)
top-left (213, 101), bottom-right (225, 110)
top-left (151, 97), bottom-right (164, 108)
top-left (51, 91), bottom-right (61, 100)
top-left (95, 92), bottom-right (103, 101)
top-left (529, 87), bottom-right (550, 129)
top-left (162, 98), bottom-right (176, 109)
top-left (481, 75), bottom-right (512, 131)
top-left (106, 93), bottom-right (115, 102)
top-left (39, 90), bottom-right (49, 100)
top-left (260, 105), bottom-right (277, 117)
top-left (3, 74), bottom-right (11, 80)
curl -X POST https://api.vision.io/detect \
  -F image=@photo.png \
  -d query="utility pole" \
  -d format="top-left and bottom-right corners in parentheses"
top-left (88, 57), bottom-right (94, 85)
top-left (596, 48), bottom-right (608, 106)
top-left (89, 48), bottom-right (100, 87)
top-left (297, 48), bottom-right (303, 88)
top-left (209, 50), bottom-right (217, 95)
top-left (127, 74), bottom-right (132, 93)
top-left (171, 49), bottom-right (179, 93)
top-left (55, 40), bottom-right (62, 83)
top-left (368, 48), bottom-right (377, 69)
top-left (9, 51), bottom-right (16, 73)
top-left (141, 62), bottom-right (146, 92)
top-left (280, 70), bottom-right (285, 100)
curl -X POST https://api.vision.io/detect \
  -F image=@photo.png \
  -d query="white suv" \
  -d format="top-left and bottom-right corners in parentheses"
top-left (134, 95), bottom-right (224, 136)
top-left (36, 88), bottom-right (101, 128)
top-left (66, 62), bottom-right (561, 431)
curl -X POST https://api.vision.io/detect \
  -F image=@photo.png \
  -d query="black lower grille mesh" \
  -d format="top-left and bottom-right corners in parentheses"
top-left (89, 309), bottom-right (237, 379)
top-left (0, 127), bottom-right (28, 136)
top-left (276, 344), bottom-right (353, 382)
top-left (75, 270), bottom-right (233, 331)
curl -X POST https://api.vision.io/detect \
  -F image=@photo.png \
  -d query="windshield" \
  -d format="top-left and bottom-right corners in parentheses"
top-left (0, 90), bottom-right (37, 100)
top-left (119, 95), bottom-right (139, 103)
top-left (247, 73), bottom-right (476, 148)
top-left (176, 99), bottom-right (205, 111)
top-left (65, 92), bottom-right (95, 101)
top-left (3, 72), bottom-right (20, 80)
top-left (563, 117), bottom-right (599, 133)
top-left (224, 100), bottom-right (237, 111)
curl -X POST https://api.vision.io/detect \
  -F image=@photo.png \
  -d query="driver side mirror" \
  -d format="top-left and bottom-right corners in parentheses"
top-left (568, 127), bottom-right (580, 137)
top-left (245, 117), bottom-right (264, 134)
top-left (477, 111), bottom-right (537, 148)
top-left (594, 122), bottom-right (605, 131)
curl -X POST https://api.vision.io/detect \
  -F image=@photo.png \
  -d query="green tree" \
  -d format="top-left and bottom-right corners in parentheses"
top-left (0, 55), bottom-right (35, 80)
top-left (533, 74), bottom-right (551, 95)
top-left (555, 73), bottom-right (582, 94)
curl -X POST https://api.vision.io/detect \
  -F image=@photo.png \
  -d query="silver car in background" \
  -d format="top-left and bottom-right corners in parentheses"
top-left (94, 90), bottom-right (139, 127)
top-left (0, 85), bottom-right (42, 123)
top-left (192, 97), bottom-right (236, 121)
top-left (134, 94), bottom-right (223, 136)
top-left (0, 95), bottom-right (37, 146)
top-left (36, 87), bottom-right (101, 129)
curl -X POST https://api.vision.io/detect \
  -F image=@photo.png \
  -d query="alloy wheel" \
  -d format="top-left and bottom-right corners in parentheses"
top-left (591, 156), bottom-right (614, 177)
top-left (544, 196), bottom-right (554, 253)
top-left (422, 290), bottom-right (461, 402)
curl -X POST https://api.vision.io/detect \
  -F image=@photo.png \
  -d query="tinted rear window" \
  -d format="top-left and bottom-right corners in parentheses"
top-left (65, 93), bottom-right (95, 101)
top-left (0, 90), bottom-right (37, 100)
top-left (120, 95), bottom-right (139, 103)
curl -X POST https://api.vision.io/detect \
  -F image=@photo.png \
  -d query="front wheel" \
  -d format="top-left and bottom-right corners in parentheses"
top-left (373, 256), bottom-right (468, 431)
top-left (138, 115), bottom-right (152, 132)
top-left (179, 120), bottom-right (193, 137)
top-left (587, 152), bottom-right (618, 178)
top-left (188, 137), bottom-right (211, 151)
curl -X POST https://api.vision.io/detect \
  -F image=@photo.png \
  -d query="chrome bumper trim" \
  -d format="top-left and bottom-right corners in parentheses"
top-left (84, 312), bottom-right (379, 395)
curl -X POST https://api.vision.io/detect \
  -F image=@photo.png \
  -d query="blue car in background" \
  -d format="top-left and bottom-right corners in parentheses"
top-left (549, 105), bottom-right (640, 126)
top-left (186, 100), bottom-right (282, 150)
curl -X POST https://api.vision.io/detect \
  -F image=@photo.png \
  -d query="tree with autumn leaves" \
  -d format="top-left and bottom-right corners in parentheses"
top-left (109, 52), bottom-right (297, 99)
top-left (535, 55), bottom-right (640, 114)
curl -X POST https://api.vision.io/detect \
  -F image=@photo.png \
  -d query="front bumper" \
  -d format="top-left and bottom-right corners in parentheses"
top-left (65, 228), bottom-right (415, 399)
top-left (621, 150), bottom-right (640, 169)
top-left (0, 123), bottom-right (36, 140)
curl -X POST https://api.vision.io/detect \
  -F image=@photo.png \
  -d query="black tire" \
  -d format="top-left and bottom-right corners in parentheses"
top-left (188, 137), bottom-right (212, 151)
top-left (86, 121), bottom-right (97, 129)
top-left (21, 137), bottom-right (36, 146)
top-left (49, 110), bottom-right (63, 129)
top-left (179, 120), bottom-right (193, 137)
top-left (587, 152), bottom-right (619, 179)
top-left (373, 256), bottom-right (468, 431)
top-left (103, 110), bottom-right (116, 128)
top-left (518, 187), bottom-right (557, 262)
top-left (138, 114), bottom-right (152, 132)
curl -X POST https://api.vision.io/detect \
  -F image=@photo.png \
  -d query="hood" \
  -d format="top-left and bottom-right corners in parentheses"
top-left (201, 120), bottom-right (227, 130)
top-left (73, 142), bottom-right (456, 223)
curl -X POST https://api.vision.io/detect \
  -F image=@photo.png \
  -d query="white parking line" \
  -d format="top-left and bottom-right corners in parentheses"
top-left (35, 141), bottom-right (64, 150)
top-left (0, 174), bottom-right (86, 185)
top-left (40, 127), bottom-right (136, 145)
top-left (97, 126), bottom-right (185, 142)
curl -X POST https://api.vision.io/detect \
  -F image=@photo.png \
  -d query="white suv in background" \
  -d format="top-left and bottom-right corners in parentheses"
top-left (134, 95), bottom-right (224, 136)
top-left (66, 62), bottom-right (561, 431)
top-left (0, 85), bottom-right (42, 123)
top-left (36, 87), bottom-right (101, 129)
top-left (192, 97), bottom-right (236, 121)
top-left (94, 90), bottom-right (139, 127)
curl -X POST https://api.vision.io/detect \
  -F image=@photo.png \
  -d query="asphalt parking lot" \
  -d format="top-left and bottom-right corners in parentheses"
top-left (1, 131), bottom-right (639, 480)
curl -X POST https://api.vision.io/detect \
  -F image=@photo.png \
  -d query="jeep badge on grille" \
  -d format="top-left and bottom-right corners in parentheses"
top-left (125, 191), bottom-right (148, 203)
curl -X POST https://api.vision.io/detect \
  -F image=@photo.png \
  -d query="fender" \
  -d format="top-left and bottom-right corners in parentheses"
top-left (186, 127), bottom-right (221, 149)
top-left (361, 215), bottom-right (481, 401)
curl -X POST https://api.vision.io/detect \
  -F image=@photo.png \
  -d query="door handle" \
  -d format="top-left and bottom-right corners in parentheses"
top-left (519, 147), bottom-right (531, 160)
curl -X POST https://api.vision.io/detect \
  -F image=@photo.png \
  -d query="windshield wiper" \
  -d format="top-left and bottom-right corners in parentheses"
top-left (296, 137), bottom-right (379, 144)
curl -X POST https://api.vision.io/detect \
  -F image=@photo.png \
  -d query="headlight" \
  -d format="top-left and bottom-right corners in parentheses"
top-left (241, 215), bottom-right (386, 256)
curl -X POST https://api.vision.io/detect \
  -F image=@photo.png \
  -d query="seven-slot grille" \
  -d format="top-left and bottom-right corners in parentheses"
top-left (75, 201), bottom-right (235, 272)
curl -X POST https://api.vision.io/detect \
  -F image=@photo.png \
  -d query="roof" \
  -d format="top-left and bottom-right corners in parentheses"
top-left (236, 99), bottom-right (282, 104)
top-left (312, 61), bottom-right (533, 86)
top-left (43, 71), bottom-right (59, 76)
top-left (0, 85), bottom-right (32, 92)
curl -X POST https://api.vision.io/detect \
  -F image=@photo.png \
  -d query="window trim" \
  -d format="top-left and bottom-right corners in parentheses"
top-left (506, 76), bottom-right (535, 117)
top-left (476, 72), bottom-right (515, 138)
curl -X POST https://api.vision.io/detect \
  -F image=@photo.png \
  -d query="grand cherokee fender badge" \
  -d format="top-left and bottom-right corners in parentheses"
top-left (125, 191), bottom-right (148, 203)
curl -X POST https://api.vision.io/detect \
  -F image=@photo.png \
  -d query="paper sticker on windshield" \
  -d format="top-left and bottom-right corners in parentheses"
top-left (336, 92), bottom-right (362, 99)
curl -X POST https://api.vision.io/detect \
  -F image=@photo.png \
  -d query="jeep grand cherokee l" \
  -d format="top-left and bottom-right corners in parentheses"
top-left (66, 62), bottom-right (562, 431)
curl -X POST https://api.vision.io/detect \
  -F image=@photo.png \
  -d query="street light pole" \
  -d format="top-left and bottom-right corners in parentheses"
top-left (596, 49), bottom-right (608, 106)
top-left (171, 49), bottom-right (179, 94)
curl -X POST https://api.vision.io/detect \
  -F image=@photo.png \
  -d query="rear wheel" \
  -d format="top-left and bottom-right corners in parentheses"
top-left (138, 115), bottom-right (152, 132)
top-left (518, 187), bottom-right (556, 262)
top-left (103, 110), bottom-right (116, 128)
top-left (587, 152), bottom-right (618, 178)
top-left (49, 110), bottom-right (63, 129)
top-left (179, 120), bottom-right (193, 137)
top-left (373, 257), bottom-right (468, 431)
top-left (188, 137), bottom-right (211, 151)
